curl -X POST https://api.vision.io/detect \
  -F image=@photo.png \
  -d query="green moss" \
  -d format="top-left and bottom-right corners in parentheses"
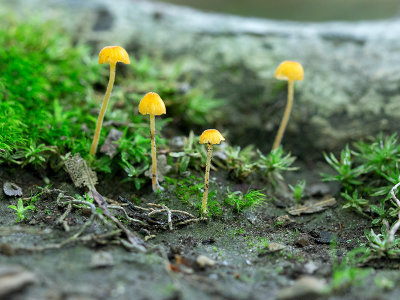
top-left (0, 17), bottom-right (224, 189)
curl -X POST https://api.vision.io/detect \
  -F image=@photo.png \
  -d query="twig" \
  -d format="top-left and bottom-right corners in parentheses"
top-left (108, 205), bottom-right (147, 226)
top-left (387, 183), bottom-right (400, 249)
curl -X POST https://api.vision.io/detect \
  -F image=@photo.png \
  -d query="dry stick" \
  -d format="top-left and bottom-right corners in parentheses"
top-left (202, 144), bottom-right (213, 214)
top-left (388, 182), bottom-right (400, 249)
top-left (90, 62), bottom-right (116, 156)
top-left (108, 205), bottom-right (147, 226)
top-left (272, 79), bottom-right (294, 150)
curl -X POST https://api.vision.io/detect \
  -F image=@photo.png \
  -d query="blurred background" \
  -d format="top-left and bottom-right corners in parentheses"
top-left (160, 0), bottom-right (400, 21)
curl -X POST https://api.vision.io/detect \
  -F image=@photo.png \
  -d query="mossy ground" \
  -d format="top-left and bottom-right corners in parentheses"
top-left (1, 16), bottom-right (400, 300)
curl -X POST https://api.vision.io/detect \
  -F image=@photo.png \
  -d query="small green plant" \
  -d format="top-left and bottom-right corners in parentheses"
top-left (225, 145), bottom-right (256, 180)
top-left (256, 147), bottom-right (297, 185)
top-left (323, 134), bottom-right (400, 226)
top-left (169, 131), bottom-right (203, 173)
top-left (8, 198), bottom-right (35, 222)
top-left (289, 180), bottom-right (306, 203)
top-left (329, 241), bottom-right (371, 292)
top-left (365, 225), bottom-right (400, 258)
top-left (341, 190), bottom-right (369, 217)
top-left (200, 191), bottom-right (222, 218)
top-left (224, 188), bottom-right (266, 213)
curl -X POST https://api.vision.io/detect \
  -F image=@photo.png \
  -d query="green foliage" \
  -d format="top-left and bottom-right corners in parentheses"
top-left (329, 240), bottom-right (371, 291)
top-left (0, 18), bottom-right (99, 164)
top-left (165, 175), bottom-right (204, 204)
top-left (365, 226), bottom-right (400, 258)
top-left (256, 147), bottom-right (297, 185)
top-left (225, 145), bottom-right (256, 180)
top-left (201, 191), bottom-right (222, 218)
top-left (169, 131), bottom-right (204, 173)
top-left (8, 198), bottom-right (35, 222)
top-left (289, 180), bottom-right (306, 203)
top-left (323, 134), bottom-right (400, 224)
top-left (0, 18), bottom-right (225, 189)
top-left (341, 190), bottom-right (369, 217)
top-left (224, 188), bottom-right (266, 213)
top-left (322, 146), bottom-right (365, 190)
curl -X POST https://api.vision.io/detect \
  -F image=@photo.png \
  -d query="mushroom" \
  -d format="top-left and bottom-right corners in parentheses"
top-left (139, 92), bottom-right (166, 192)
top-left (90, 46), bottom-right (130, 156)
top-left (272, 61), bottom-right (304, 150)
top-left (199, 129), bottom-right (225, 214)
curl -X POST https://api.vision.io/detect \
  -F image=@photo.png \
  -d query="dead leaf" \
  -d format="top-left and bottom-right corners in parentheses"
top-left (287, 196), bottom-right (336, 216)
top-left (64, 153), bottom-right (98, 191)
top-left (100, 129), bottom-right (123, 158)
top-left (3, 182), bottom-right (22, 197)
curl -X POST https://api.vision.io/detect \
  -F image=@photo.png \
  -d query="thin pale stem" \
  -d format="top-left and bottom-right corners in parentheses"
top-left (272, 80), bottom-right (294, 150)
top-left (150, 114), bottom-right (159, 192)
top-left (202, 144), bottom-right (213, 214)
top-left (90, 62), bottom-right (116, 156)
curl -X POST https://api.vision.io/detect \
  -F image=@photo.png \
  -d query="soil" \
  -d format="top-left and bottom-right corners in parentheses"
top-left (1, 164), bottom-right (400, 300)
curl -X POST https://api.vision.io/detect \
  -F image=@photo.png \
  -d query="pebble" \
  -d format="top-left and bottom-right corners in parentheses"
top-left (196, 255), bottom-right (215, 268)
top-left (295, 234), bottom-right (311, 247)
top-left (277, 276), bottom-right (327, 299)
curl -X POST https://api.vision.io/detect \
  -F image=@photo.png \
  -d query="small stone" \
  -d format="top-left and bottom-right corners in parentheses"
top-left (196, 255), bottom-right (215, 268)
top-left (3, 182), bottom-right (22, 197)
top-left (277, 276), bottom-right (327, 300)
top-left (304, 261), bottom-right (319, 275)
top-left (90, 252), bottom-right (114, 268)
top-left (267, 243), bottom-right (286, 252)
top-left (275, 215), bottom-right (296, 227)
top-left (0, 265), bottom-right (36, 298)
top-left (295, 234), bottom-right (311, 247)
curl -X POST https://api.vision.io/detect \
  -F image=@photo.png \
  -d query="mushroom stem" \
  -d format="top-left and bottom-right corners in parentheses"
top-left (202, 143), bottom-right (213, 214)
top-left (272, 79), bottom-right (294, 150)
top-left (90, 62), bottom-right (117, 156)
top-left (150, 114), bottom-right (159, 193)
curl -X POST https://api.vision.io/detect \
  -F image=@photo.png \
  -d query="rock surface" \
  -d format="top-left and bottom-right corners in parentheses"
top-left (4, 0), bottom-right (400, 156)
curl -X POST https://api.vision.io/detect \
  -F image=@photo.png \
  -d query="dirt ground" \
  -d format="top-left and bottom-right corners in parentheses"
top-left (1, 164), bottom-right (400, 300)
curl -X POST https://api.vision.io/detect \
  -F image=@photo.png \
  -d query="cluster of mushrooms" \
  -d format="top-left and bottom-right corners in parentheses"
top-left (90, 46), bottom-right (304, 214)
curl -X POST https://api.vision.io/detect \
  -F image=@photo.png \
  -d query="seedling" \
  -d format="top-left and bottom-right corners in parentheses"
top-left (8, 198), bottom-right (35, 222)
top-left (257, 147), bottom-right (297, 185)
top-left (341, 190), bottom-right (369, 217)
top-left (272, 61), bottom-right (304, 150)
top-left (90, 46), bottom-right (130, 156)
top-left (225, 145), bottom-right (256, 180)
top-left (329, 239), bottom-right (371, 291)
top-left (139, 92), bottom-right (166, 192)
top-left (289, 180), bottom-right (306, 203)
top-left (199, 129), bottom-right (225, 214)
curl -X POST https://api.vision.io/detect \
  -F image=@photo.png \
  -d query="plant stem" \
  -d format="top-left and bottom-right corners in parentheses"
top-left (90, 62), bottom-right (116, 156)
top-left (272, 79), bottom-right (294, 150)
top-left (202, 144), bottom-right (213, 214)
top-left (150, 114), bottom-right (159, 192)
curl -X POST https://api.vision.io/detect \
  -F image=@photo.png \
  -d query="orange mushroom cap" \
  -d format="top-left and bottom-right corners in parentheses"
top-left (138, 92), bottom-right (166, 116)
top-left (274, 61), bottom-right (304, 81)
top-left (99, 46), bottom-right (130, 65)
top-left (199, 129), bottom-right (225, 145)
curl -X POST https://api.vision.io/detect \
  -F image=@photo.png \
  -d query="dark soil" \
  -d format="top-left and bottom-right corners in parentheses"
top-left (1, 165), bottom-right (400, 300)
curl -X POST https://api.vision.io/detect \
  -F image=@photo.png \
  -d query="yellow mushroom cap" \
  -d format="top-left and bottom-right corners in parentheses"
top-left (274, 61), bottom-right (304, 81)
top-left (99, 46), bottom-right (130, 65)
top-left (199, 129), bottom-right (225, 145)
top-left (138, 92), bottom-right (166, 116)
